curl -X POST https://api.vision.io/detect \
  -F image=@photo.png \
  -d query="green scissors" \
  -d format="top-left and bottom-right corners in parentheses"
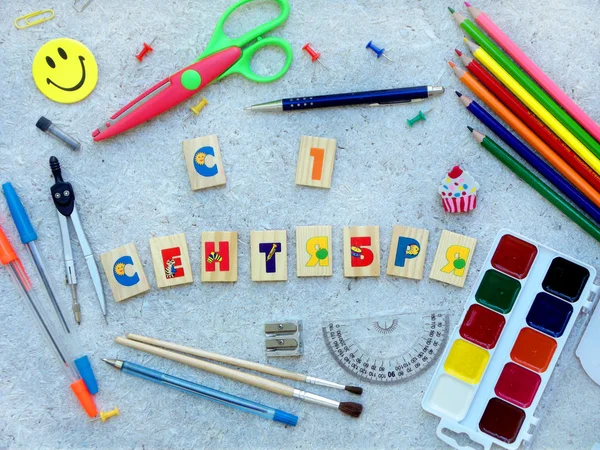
top-left (93, 0), bottom-right (292, 141)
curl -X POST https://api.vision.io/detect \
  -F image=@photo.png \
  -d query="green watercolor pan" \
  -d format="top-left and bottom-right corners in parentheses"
top-left (422, 230), bottom-right (599, 450)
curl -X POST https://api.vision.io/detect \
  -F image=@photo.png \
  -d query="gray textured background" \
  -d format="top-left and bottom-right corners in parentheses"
top-left (1, 0), bottom-right (599, 449)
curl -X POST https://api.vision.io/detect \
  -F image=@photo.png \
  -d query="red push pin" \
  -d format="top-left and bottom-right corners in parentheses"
top-left (135, 38), bottom-right (156, 62)
top-left (302, 43), bottom-right (327, 69)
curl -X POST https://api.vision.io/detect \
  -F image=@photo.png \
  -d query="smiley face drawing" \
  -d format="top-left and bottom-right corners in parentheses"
top-left (32, 38), bottom-right (98, 103)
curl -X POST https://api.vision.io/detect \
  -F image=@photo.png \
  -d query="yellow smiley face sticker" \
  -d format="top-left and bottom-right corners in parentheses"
top-left (32, 38), bottom-right (98, 104)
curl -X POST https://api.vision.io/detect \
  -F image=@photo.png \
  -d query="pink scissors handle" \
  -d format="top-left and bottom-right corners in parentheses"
top-left (92, 47), bottom-right (241, 141)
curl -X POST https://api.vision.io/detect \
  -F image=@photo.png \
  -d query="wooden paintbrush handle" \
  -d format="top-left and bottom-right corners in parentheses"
top-left (115, 336), bottom-right (296, 397)
top-left (126, 333), bottom-right (307, 382)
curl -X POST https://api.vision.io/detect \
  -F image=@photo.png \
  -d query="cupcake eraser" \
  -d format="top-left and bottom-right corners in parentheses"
top-left (439, 165), bottom-right (480, 213)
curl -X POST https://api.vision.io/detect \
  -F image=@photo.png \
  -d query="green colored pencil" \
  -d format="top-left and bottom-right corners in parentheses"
top-left (468, 126), bottom-right (600, 243)
top-left (450, 7), bottom-right (600, 160)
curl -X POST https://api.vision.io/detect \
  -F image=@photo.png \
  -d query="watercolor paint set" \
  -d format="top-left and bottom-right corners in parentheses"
top-left (422, 229), bottom-right (599, 450)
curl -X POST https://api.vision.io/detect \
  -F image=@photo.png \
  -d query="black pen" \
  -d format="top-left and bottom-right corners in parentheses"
top-left (245, 85), bottom-right (444, 112)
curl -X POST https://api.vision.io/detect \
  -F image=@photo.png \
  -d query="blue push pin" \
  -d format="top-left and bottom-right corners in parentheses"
top-left (366, 40), bottom-right (393, 62)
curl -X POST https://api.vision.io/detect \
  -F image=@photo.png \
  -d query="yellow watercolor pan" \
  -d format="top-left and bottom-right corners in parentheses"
top-left (444, 339), bottom-right (490, 384)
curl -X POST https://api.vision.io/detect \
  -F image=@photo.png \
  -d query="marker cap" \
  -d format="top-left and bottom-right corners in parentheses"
top-left (70, 379), bottom-right (97, 417)
top-left (74, 355), bottom-right (99, 394)
top-left (0, 225), bottom-right (17, 265)
top-left (273, 409), bottom-right (298, 426)
top-left (2, 183), bottom-right (38, 244)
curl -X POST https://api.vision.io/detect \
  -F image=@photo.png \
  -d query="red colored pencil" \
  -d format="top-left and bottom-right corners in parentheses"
top-left (455, 49), bottom-right (600, 194)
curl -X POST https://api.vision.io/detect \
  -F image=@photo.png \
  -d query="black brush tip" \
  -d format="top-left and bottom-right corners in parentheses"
top-left (339, 402), bottom-right (363, 418)
top-left (345, 385), bottom-right (363, 395)
top-left (455, 91), bottom-right (463, 97)
top-left (467, 126), bottom-right (474, 132)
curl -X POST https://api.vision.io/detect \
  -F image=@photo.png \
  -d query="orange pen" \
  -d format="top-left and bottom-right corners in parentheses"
top-left (0, 225), bottom-right (97, 417)
top-left (449, 61), bottom-right (600, 209)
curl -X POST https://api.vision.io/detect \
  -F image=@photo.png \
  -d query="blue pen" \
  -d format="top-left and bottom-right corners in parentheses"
top-left (457, 92), bottom-right (600, 225)
top-left (103, 359), bottom-right (299, 426)
top-left (245, 85), bottom-right (445, 111)
top-left (2, 182), bottom-right (71, 333)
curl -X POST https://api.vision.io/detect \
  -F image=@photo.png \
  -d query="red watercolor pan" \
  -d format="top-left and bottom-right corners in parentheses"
top-left (495, 362), bottom-right (541, 408)
top-left (490, 234), bottom-right (537, 279)
top-left (459, 304), bottom-right (505, 349)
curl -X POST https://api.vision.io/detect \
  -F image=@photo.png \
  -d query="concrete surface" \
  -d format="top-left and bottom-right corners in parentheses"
top-left (0, 0), bottom-right (599, 448)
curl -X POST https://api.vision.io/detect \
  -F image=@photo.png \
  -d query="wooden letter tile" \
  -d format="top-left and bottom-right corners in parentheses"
top-left (251, 230), bottom-right (287, 281)
top-left (386, 226), bottom-right (429, 280)
top-left (149, 233), bottom-right (194, 288)
top-left (100, 243), bottom-right (150, 302)
top-left (183, 135), bottom-right (226, 191)
top-left (201, 231), bottom-right (238, 282)
top-left (429, 230), bottom-right (477, 287)
top-left (343, 226), bottom-right (380, 277)
top-left (296, 226), bottom-right (333, 277)
top-left (295, 136), bottom-right (337, 189)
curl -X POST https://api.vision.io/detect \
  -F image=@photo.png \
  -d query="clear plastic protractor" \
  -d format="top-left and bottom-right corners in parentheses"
top-left (322, 311), bottom-right (449, 384)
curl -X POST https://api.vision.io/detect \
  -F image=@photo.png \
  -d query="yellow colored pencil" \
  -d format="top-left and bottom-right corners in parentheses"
top-left (464, 39), bottom-right (600, 176)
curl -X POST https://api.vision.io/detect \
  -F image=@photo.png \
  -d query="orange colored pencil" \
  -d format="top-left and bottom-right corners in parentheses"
top-left (449, 61), bottom-right (600, 209)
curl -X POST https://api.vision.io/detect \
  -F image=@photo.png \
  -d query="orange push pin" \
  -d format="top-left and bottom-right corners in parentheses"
top-left (183, 96), bottom-right (208, 122)
top-left (302, 43), bottom-right (327, 69)
top-left (135, 38), bottom-right (156, 62)
top-left (90, 407), bottom-right (120, 423)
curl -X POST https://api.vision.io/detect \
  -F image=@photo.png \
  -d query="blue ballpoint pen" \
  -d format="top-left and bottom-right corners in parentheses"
top-left (245, 85), bottom-right (445, 111)
top-left (2, 182), bottom-right (71, 332)
top-left (102, 358), bottom-right (299, 426)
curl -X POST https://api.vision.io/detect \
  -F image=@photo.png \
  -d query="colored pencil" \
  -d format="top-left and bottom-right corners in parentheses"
top-left (465, 2), bottom-right (600, 144)
top-left (449, 61), bottom-right (600, 208)
top-left (456, 50), bottom-right (600, 194)
top-left (457, 92), bottom-right (600, 224)
top-left (463, 39), bottom-right (600, 176)
top-left (470, 128), bottom-right (600, 243)
top-left (449, 7), bottom-right (600, 161)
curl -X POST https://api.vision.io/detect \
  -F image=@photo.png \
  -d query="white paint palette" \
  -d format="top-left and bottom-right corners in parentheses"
top-left (422, 230), bottom-right (599, 450)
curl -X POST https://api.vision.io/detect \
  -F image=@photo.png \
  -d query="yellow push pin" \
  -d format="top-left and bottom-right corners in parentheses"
top-left (90, 407), bottom-right (120, 423)
top-left (184, 97), bottom-right (208, 122)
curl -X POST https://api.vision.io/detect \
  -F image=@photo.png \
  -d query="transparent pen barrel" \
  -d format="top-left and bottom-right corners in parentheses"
top-left (25, 243), bottom-right (86, 358)
top-left (7, 262), bottom-right (80, 383)
top-left (26, 242), bottom-right (70, 333)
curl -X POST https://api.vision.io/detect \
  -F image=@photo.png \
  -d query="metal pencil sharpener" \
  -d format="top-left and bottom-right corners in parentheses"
top-left (265, 321), bottom-right (303, 357)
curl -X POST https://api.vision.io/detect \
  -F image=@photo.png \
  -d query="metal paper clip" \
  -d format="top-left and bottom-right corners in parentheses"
top-left (14, 10), bottom-right (55, 29)
top-left (265, 321), bottom-right (303, 357)
top-left (73, 0), bottom-right (94, 12)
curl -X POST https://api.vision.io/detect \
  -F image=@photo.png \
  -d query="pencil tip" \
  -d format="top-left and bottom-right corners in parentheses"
top-left (467, 126), bottom-right (474, 132)
top-left (455, 48), bottom-right (463, 56)
top-left (455, 91), bottom-right (463, 97)
top-left (448, 61), bottom-right (456, 68)
top-left (448, 6), bottom-right (455, 13)
top-left (464, 1), bottom-right (471, 6)
top-left (243, 106), bottom-right (252, 111)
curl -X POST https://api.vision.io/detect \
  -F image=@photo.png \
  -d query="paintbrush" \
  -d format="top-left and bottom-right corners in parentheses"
top-left (115, 336), bottom-right (363, 418)
top-left (126, 333), bottom-right (363, 395)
